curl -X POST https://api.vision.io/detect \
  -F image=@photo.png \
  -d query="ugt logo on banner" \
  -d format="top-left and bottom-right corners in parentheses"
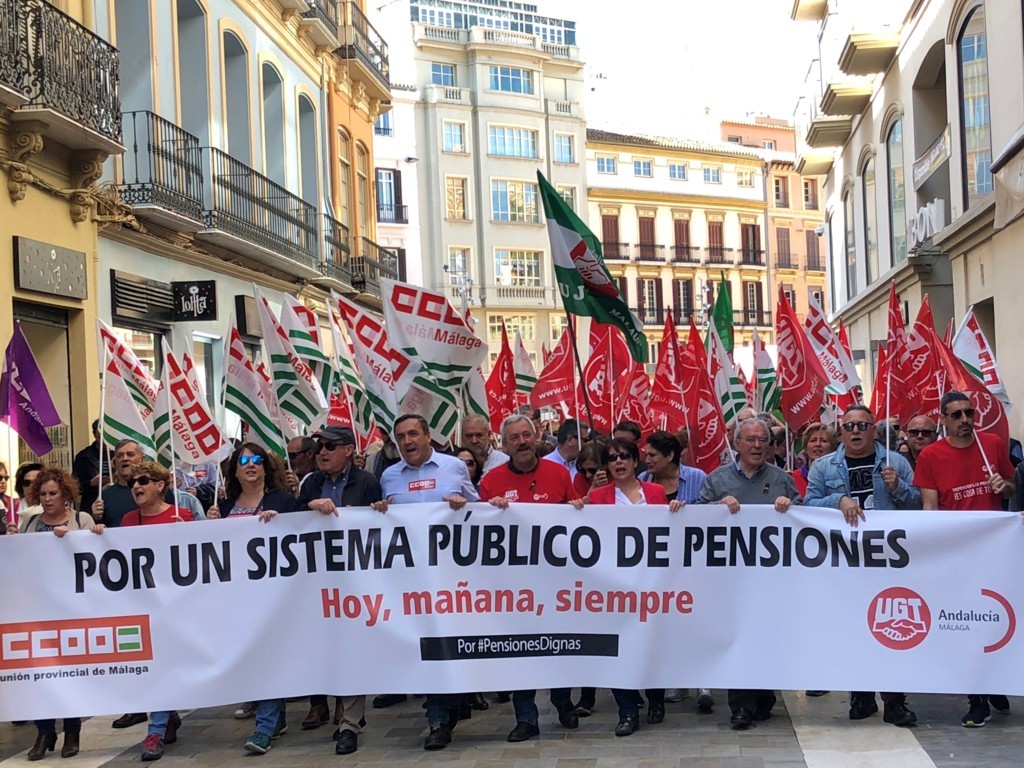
top-left (868, 587), bottom-right (931, 650)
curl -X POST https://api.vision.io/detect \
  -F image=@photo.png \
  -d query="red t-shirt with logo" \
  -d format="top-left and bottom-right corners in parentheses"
top-left (479, 460), bottom-right (575, 505)
top-left (120, 506), bottom-right (195, 526)
top-left (913, 433), bottom-right (1013, 511)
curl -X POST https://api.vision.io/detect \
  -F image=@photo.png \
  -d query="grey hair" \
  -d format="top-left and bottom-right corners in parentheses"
top-left (733, 418), bottom-right (769, 445)
top-left (500, 413), bottom-right (535, 439)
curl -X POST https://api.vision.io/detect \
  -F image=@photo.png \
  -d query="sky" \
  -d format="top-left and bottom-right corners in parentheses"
top-left (540, 0), bottom-right (819, 140)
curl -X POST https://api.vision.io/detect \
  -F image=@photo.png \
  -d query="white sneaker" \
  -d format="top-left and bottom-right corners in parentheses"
top-left (664, 689), bottom-right (687, 702)
top-left (233, 702), bottom-right (257, 719)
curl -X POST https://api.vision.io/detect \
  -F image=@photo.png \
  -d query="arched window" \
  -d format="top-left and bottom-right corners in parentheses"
top-left (114, 0), bottom-right (153, 112)
top-left (356, 142), bottom-right (369, 239)
top-left (844, 190), bottom-right (856, 300)
top-left (298, 95), bottom-right (318, 205)
top-left (337, 129), bottom-right (351, 229)
top-left (176, 0), bottom-right (210, 144)
top-left (861, 157), bottom-right (877, 285)
top-left (886, 120), bottom-right (906, 264)
top-left (261, 62), bottom-right (285, 185)
top-left (223, 32), bottom-right (250, 164)
top-left (958, 6), bottom-right (993, 208)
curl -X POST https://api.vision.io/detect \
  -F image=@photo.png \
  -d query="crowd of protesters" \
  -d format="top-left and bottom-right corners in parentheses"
top-left (2, 390), bottom-right (1021, 759)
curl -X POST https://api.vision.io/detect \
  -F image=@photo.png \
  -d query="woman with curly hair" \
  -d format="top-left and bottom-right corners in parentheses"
top-left (8, 467), bottom-right (103, 760)
top-left (208, 442), bottom-right (296, 521)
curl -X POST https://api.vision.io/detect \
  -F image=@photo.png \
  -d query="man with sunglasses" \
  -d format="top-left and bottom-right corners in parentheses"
top-left (805, 404), bottom-right (920, 727)
top-left (296, 425), bottom-right (381, 754)
top-left (903, 415), bottom-right (937, 469)
top-left (284, 436), bottom-right (317, 496)
top-left (914, 391), bottom-right (1015, 729)
top-left (479, 413), bottom-right (579, 743)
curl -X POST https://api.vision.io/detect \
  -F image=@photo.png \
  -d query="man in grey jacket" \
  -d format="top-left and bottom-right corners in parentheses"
top-left (804, 404), bottom-right (920, 728)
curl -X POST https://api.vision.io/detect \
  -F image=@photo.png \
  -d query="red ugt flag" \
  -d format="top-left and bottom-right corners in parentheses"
top-left (485, 321), bottom-right (517, 433)
top-left (775, 289), bottom-right (829, 432)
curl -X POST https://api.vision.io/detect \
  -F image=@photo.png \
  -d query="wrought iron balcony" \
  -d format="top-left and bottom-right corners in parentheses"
top-left (0, 0), bottom-right (30, 108)
top-left (602, 242), bottom-right (630, 260)
top-left (634, 243), bottom-right (665, 261)
top-left (118, 111), bottom-right (203, 229)
top-left (740, 249), bottom-right (766, 266)
top-left (667, 306), bottom-right (695, 326)
top-left (629, 306), bottom-right (663, 326)
top-left (198, 147), bottom-right (320, 277)
top-left (316, 213), bottom-right (354, 289)
top-left (377, 203), bottom-right (408, 224)
top-left (299, 0), bottom-right (340, 47)
top-left (373, 124), bottom-right (393, 136)
top-left (671, 245), bottom-right (701, 264)
top-left (806, 257), bottom-right (826, 272)
top-left (734, 309), bottom-right (773, 327)
top-left (775, 254), bottom-right (798, 270)
top-left (337, 2), bottom-right (389, 100)
top-left (10, 0), bottom-right (121, 153)
top-left (351, 236), bottom-right (399, 297)
top-left (705, 246), bottom-right (735, 265)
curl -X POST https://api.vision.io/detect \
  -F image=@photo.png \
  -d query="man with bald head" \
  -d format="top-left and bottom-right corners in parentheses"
top-left (461, 414), bottom-right (509, 476)
top-left (903, 415), bottom-right (937, 469)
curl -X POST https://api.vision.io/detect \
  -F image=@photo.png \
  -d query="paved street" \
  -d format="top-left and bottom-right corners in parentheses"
top-left (1, 691), bottom-right (1022, 767)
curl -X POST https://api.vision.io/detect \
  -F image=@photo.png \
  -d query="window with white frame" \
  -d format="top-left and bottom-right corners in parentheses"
top-left (763, 140), bottom-right (776, 150)
top-left (550, 314), bottom-right (567, 343)
top-left (447, 247), bottom-right (470, 285)
top-left (488, 126), bottom-right (538, 158)
top-left (491, 180), bottom-right (539, 223)
top-left (431, 63), bottom-right (455, 86)
top-left (736, 169), bottom-right (754, 187)
top-left (494, 249), bottom-right (542, 286)
top-left (554, 134), bottom-right (575, 163)
top-left (557, 184), bottom-right (577, 211)
top-left (420, 8), bottom-right (455, 26)
top-left (488, 314), bottom-right (536, 342)
top-left (596, 155), bottom-right (617, 174)
top-left (703, 166), bottom-right (721, 184)
top-left (374, 111), bottom-right (392, 137)
top-left (669, 163), bottom-right (687, 180)
top-left (445, 176), bottom-right (468, 219)
top-left (488, 65), bottom-right (534, 94)
top-left (633, 159), bottom-right (653, 177)
top-left (443, 121), bottom-right (466, 153)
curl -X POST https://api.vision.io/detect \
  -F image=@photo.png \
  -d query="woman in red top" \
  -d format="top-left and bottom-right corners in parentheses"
top-left (571, 440), bottom-right (609, 501)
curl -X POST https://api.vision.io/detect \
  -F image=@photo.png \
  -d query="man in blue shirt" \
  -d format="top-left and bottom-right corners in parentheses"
top-left (372, 414), bottom-right (477, 751)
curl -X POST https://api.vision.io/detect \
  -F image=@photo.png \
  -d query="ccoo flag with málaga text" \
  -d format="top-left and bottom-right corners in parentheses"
top-left (537, 171), bottom-right (646, 363)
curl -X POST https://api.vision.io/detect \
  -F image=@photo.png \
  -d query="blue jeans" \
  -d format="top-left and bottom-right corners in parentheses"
top-left (512, 690), bottom-right (538, 725)
top-left (255, 699), bottom-right (284, 738)
top-left (147, 711), bottom-right (174, 737)
top-left (422, 694), bottom-right (458, 727)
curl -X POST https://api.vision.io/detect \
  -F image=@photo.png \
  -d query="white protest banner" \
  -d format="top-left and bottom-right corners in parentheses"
top-left (2, 504), bottom-right (1023, 720)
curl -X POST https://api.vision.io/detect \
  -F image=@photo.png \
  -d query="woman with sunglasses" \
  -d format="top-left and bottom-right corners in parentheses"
top-left (9, 468), bottom-right (103, 760)
top-left (208, 443), bottom-right (295, 521)
top-left (577, 439), bottom-right (681, 736)
top-left (572, 441), bottom-right (608, 501)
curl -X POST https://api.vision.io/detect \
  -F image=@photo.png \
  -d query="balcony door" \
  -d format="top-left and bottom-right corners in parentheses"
top-left (637, 216), bottom-right (656, 259)
top-left (602, 214), bottom-right (620, 258)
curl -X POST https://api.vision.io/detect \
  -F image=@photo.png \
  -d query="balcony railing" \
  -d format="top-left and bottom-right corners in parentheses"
top-left (602, 242), bottom-right (630, 260)
top-left (734, 310), bottom-right (773, 327)
top-left (373, 125), bottom-right (393, 136)
top-left (0, 0), bottom-right (29, 106)
top-left (634, 243), bottom-right (665, 261)
top-left (630, 306), bottom-right (663, 326)
top-left (705, 246), bottom-right (734, 265)
top-left (16, 0), bottom-right (121, 147)
top-left (775, 254), bottom-right (798, 270)
top-left (302, 0), bottom-right (339, 41)
top-left (376, 203), bottom-right (408, 224)
top-left (320, 213), bottom-right (353, 286)
top-left (201, 147), bottom-right (319, 271)
top-left (671, 245), bottom-right (701, 264)
top-left (351, 236), bottom-right (399, 296)
top-left (338, 2), bottom-right (389, 90)
top-left (806, 258), bottom-right (826, 272)
top-left (740, 249), bottom-right (766, 266)
top-left (489, 284), bottom-right (547, 302)
top-left (118, 111), bottom-right (203, 223)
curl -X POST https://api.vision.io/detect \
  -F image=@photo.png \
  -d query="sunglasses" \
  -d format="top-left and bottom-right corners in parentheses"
top-left (907, 429), bottom-right (935, 437)
top-left (841, 421), bottom-right (872, 433)
top-left (608, 452), bottom-right (632, 463)
top-left (0, 475), bottom-right (8, 481)
top-left (130, 476), bottom-right (156, 487)
top-left (238, 455), bottom-right (264, 466)
top-left (316, 441), bottom-right (346, 452)
top-left (945, 408), bottom-right (976, 420)
top-left (287, 449), bottom-right (310, 460)
top-left (578, 466), bottom-right (598, 477)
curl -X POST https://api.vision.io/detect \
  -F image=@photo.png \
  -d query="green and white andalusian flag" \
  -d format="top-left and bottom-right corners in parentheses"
top-left (512, 329), bottom-right (537, 402)
top-left (100, 348), bottom-right (156, 458)
top-left (710, 271), bottom-right (734, 353)
top-left (327, 299), bottom-right (377, 451)
top-left (753, 329), bottom-right (780, 413)
top-left (98, 319), bottom-right (159, 419)
top-left (280, 294), bottom-right (335, 404)
top-left (462, 366), bottom-right (490, 421)
top-left (537, 171), bottom-right (647, 362)
top-left (708, 322), bottom-right (747, 428)
top-left (223, 325), bottom-right (287, 456)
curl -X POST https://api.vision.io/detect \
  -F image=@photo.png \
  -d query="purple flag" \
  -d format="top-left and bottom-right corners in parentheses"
top-left (0, 323), bottom-right (62, 456)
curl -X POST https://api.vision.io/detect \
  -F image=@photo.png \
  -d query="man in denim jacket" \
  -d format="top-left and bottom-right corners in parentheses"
top-left (805, 404), bottom-right (920, 728)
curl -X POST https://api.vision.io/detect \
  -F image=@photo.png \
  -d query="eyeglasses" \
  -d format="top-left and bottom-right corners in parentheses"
top-left (907, 429), bottom-right (935, 437)
top-left (608, 452), bottom-right (632, 463)
top-left (287, 449), bottom-right (310, 460)
top-left (945, 408), bottom-right (976, 420)
top-left (841, 421), bottom-right (872, 433)
top-left (238, 455), bottom-right (264, 466)
top-left (578, 466), bottom-right (598, 477)
top-left (130, 476), bottom-right (155, 487)
top-left (316, 441), bottom-right (344, 452)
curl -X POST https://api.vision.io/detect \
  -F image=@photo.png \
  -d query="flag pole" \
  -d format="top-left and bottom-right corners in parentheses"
top-left (160, 339), bottom-right (179, 510)
top-left (97, 343), bottom-right (109, 486)
top-left (607, 328), bottom-right (615, 430)
top-left (884, 349), bottom-right (891, 467)
top-left (565, 314), bottom-right (596, 435)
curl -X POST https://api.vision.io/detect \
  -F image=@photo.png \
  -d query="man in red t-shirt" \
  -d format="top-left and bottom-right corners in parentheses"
top-left (478, 413), bottom-right (579, 743)
top-left (913, 391), bottom-right (1015, 729)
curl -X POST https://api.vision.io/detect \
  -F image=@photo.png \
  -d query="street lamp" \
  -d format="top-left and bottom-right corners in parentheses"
top-left (442, 263), bottom-right (475, 327)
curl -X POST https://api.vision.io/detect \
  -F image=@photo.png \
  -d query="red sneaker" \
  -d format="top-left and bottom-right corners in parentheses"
top-left (141, 734), bottom-right (164, 761)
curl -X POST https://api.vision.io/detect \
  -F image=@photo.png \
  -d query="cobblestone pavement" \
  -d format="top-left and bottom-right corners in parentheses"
top-left (1, 691), bottom-right (1022, 767)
